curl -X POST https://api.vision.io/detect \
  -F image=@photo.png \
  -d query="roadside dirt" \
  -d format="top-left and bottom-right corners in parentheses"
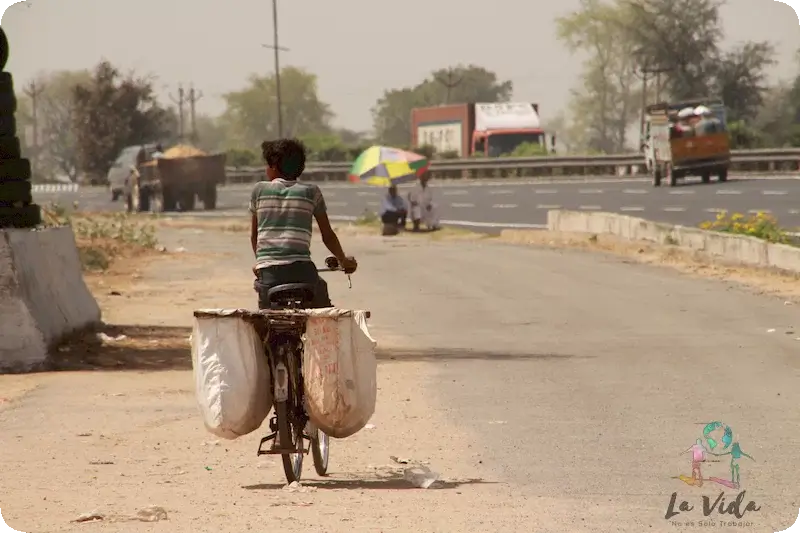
top-left (500, 229), bottom-right (800, 301)
top-left (0, 226), bottom-right (524, 533)
top-left (150, 214), bottom-right (800, 301)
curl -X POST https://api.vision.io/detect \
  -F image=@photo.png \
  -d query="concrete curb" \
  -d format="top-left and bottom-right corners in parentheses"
top-left (546, 210), bottom-right (800, 274)
top-left (0, 227), bottom-right (102, 372)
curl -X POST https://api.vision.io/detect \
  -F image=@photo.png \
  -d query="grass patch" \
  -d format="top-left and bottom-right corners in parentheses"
top-left (42, 203), bottom-right (160, 272)
top-left (699, 211), bottom-right (797, 245)
top-left (355, 210), bottom-right (379, 226)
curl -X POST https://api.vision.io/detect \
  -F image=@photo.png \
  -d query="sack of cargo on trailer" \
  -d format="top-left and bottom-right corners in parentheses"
top-left (191, 310), bottom-right (272, 440)
top-left (302, 309), bottom-right (377, 439)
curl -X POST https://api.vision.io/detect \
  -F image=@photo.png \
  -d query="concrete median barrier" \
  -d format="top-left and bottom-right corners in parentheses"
top-left (0, 227), bottom-right (101, 372)
top-left (546, 210), bottom-right (800, 274)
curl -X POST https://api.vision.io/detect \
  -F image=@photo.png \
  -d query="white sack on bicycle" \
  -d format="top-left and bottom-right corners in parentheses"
top-left (191, 314), bottom-right (272, 440)
top-left (302, 309), bottom-right (377, 439)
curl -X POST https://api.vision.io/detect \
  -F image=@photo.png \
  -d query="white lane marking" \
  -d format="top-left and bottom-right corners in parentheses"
top-left (534, 189), bottom-right (558, 194)
top-left (669, 190), bottom-right (694, 195)
top-left (716, 190), bottom-right (741, 195)
top-left (705, 208), bottom-right (726, 213)
top-left (748, 209), bottom-right (772, 214)
top-left (441, 220), bottom-right (547, 229)
top-left (327, 201), bottom-right (348, 207)
top-left (623, 189), bottom-right (648, 194)
top-left (489, 189), bottom-right (514, 195)
top-left (443, 190), bottom-right (469, 196)
top-left (664, 207), bottom-right (687, 212)
top-left (620, 206), bottom-right (645, 212)
top-left (578, 189), bottom-right (604, 194)
top-left (579, 205), bottom-right (602, 210)
top-left (326, 192), bottom-right (336, 197)
top-left (790, 209), bottom-right (800, 215)
top-left (357, 191), bottom-right (377, 197)
top-left (367, 201), bottom-right (379, 207)
top-left (762, 190), bottom-right (788, 195)
top-left (328, 214), bottom-right (547, 230)
top-left (492, 204), bottom-right (518, 209)
top-left (537, 204), bottom-right (562, 209)
top-left (451, 203), bottom-right (475, 208)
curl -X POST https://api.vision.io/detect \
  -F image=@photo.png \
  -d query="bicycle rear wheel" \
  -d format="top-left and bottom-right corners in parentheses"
top-left (277, 344), bottom-right (305, 484)
top-left (276, 401), bottom-right (304, 483)
top-left (310, 427), bottom-right (330, 476)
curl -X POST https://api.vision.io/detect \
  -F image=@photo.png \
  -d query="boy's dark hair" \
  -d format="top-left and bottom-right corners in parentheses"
top-left (261, 138), bottom-right (306, 180)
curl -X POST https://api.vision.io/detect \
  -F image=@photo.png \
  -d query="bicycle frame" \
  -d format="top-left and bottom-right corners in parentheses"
top-left (257, 316), bottom-right (309, 457)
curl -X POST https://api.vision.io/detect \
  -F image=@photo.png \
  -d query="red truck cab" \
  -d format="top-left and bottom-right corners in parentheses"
top-left (412, 102), bottom-right (549, 157)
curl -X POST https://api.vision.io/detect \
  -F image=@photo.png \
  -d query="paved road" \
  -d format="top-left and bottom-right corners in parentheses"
top-left (34, 174), bottom-right (800, 230)
top-left (2, 227), bottom-right (799, 532)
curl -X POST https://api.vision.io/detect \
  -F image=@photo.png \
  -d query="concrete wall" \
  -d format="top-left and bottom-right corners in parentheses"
top-left (0, 227), bottom-right (101, 372)
top-left (547, 210), bottom-right (800, 274)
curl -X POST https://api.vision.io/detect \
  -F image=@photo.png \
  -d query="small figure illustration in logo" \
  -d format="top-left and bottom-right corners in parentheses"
top-left (680, 438), bottom-right (709, 487)
top-left (675, 421), bottom-right (754, 489)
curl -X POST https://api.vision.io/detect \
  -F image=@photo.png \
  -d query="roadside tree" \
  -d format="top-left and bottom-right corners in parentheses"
top-left (71, 61), bottom-right (172, 181)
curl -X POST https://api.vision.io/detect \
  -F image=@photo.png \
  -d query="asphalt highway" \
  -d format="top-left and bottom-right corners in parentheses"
top-left (33, 174), bottom-right (800, 231)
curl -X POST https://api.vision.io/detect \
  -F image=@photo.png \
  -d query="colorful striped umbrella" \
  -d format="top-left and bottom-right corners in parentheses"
top-left (348, 146), bottom-right (429, 187)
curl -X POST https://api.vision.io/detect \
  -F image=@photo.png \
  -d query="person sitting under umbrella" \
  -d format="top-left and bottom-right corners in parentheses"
top-left (379, 184), bottom-right (407, 230)
top-left (408, 173), bottom-right (440, 232)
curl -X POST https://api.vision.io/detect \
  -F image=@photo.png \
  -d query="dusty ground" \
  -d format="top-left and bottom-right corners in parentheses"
top-left (1, 221), bottom-right (799, 533)
top-left (0, 225), bottom-right (525, 533)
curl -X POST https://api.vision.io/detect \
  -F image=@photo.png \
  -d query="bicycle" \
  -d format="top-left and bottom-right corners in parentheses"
top-left (252, 256), bottom-right (369, 484)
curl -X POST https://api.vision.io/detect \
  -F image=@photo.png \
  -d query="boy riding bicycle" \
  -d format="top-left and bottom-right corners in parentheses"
top-left (250, 138), bottom-right (357, 308)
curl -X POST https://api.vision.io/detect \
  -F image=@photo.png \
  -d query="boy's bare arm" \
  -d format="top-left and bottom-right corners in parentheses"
top-left (314, 211), bottom-right (347, 261)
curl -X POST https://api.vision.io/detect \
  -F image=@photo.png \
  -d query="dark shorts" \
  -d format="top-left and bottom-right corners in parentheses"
top-left (254, 261), bottom-right (332, 310)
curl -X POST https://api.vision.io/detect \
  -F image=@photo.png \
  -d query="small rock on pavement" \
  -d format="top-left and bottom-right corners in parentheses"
top-left (283, 481), bottom-right (317, 493)
top-left (136, 505), bottom-right (168, 522)
top-left (73, 510), bottom-right (105, 523)
top-left (403, 466), bottom-right (440, 489)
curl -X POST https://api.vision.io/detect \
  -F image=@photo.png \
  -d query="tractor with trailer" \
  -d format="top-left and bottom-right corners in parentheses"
top-left (125, 144), bottom-right (227, 212)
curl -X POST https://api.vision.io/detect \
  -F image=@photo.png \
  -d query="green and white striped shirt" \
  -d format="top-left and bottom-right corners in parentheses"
top-left (249, 179), bottom-right (327, 269)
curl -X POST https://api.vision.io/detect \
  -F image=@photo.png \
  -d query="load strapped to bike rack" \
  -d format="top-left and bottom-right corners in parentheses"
top-left (192, 307), bottom-right (373, 484)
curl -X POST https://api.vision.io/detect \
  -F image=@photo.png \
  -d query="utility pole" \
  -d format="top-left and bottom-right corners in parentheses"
top-left (262, 0), bottom-right (289, 138)
top-left (23, 80), bottom-right (44, 176)
top-left (170, 85), bottom-right (186, 141)
top-left (434, 68), bottom-right (463, 105)
top-left (187, 85), bottom-right (203, 142)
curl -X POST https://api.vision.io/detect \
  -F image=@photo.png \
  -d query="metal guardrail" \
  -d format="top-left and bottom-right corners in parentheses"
top-left (222, 148), bottom-right (800, 184)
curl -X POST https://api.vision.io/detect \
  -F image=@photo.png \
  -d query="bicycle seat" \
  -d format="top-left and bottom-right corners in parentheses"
top-left (266, 283), bottom-right (316, 308)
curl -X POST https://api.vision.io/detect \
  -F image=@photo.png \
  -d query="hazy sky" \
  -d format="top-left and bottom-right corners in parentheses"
top-left (3, 0), bottom-right (799, 132)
